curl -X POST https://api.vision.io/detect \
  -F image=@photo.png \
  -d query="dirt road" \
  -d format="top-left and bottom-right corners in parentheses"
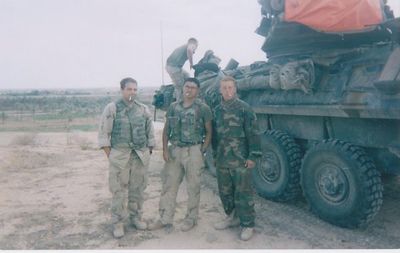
top-left (0, 125), bottom-right (399, 249)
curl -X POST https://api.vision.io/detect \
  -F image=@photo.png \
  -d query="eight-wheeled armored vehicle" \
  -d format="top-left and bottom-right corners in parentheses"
top-left (153, 0), bottom-right (400, 228)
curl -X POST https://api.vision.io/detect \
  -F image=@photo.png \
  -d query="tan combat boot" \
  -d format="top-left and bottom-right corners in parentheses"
top-left (131, 217), bottom-right (147, 230)
top-left (180, 219), bottom-right (196, 232)
top-left (240, 227), bottom-right (254, 241)
top-left (213, 212), bottom-right (240, 230)
top-left (148, 219), bottom-right (173, 233)
top-left (113, 222), bottom-right (124, 238)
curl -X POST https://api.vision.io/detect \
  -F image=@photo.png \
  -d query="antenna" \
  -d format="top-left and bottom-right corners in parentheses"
top-left (155, 21), bottom-right (165, 122)
top-left (160, 21), bottom-right (165, 85)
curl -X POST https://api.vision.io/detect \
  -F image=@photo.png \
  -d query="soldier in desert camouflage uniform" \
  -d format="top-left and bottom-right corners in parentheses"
top-left (213, 76), bottom-right (261, 241)
top-left (149, 77), bottom-right (212, 232)
top-left (98, 77), bottom-right (155, 238)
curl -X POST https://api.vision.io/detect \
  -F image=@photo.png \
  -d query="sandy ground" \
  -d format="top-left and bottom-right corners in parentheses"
top-left (1, 122), bottom-right (400, 249)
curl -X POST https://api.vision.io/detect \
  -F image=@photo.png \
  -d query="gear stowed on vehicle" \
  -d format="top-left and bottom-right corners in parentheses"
top-left (153, 0), bottom-right (400, 228)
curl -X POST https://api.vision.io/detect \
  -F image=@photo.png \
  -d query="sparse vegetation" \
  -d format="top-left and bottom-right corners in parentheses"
top-left (11, 133), bottom-right (38, 146)
top-left (1, 112), bottom-right (6, 124)
top-left (67, 132), bottom-right (95, 150)
top-left (0, 87), bottom-right (158, 132)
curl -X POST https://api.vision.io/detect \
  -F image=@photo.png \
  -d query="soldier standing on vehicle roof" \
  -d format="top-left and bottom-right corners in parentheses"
top-left (166, 38), bottom-right (198, 102)
top-left (98, 77), bottom-right (155, 238)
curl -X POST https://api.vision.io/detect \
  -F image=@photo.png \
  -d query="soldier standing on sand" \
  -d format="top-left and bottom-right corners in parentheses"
top-left (149, 77), bottom-right (212, 232)
top-left (212, 76), bottom-right (261, 241)
top-left (166, 38), bottom-right (198, 101)
top-left (98, 77), bottom-right (155, 238)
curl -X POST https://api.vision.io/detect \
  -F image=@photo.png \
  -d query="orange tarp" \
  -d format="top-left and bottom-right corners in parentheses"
top-left (284, 0), bottom-right (384, 33)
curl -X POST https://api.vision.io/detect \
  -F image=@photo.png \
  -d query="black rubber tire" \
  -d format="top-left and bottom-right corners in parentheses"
top-left (252, 130), bottom-right (302, 202)
top-left (301, 139), bottom-right (383, 228)
top-left (205, 146), bottom-right (216, 177)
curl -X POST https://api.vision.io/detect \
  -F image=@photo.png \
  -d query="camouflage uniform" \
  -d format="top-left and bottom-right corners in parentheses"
top-left (98, 98), bottom-right (155, 224)
top-left (159, 99), bottom-right (212, 224)
top-left (213, 97), bottom-right (261, 227)
top-left (166, 44), bottom-right (191, 101)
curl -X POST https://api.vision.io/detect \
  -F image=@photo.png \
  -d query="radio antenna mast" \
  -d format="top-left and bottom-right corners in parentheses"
top-left (160, 21), bottom-right (165, 85)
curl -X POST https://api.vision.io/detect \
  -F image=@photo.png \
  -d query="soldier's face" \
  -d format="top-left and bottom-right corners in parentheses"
top-left (183, 81), bottom-right (199, 99)
top-left (121, 82), bottom-right (138, 102)
top-left (220, 80), bottom-right (237, 101)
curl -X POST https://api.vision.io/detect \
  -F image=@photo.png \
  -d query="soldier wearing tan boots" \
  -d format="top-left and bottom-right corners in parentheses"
top-left (98, 77), bottom-right (155, 238)
top-left (149, 77), bottom-right (212, 232)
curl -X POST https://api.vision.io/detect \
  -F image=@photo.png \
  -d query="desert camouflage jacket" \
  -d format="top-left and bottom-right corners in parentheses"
top-left (166, 99), bottom-right (212, 146)
top-left (98, 98), bottom-right (155, 151)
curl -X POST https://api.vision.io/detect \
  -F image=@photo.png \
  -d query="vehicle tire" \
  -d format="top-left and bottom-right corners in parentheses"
top-left (301, 139), bottom-right (383, 228)
top-left (252, 130), bottom-right (302, 201)
top-left (205, 146), bottom-right (216, 177)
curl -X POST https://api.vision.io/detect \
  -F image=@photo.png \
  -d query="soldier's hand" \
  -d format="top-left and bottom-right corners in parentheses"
top-left (200, 145), bottom-right (207, 154)
top-left (103, 146), bottom-right (111, 158)
top-left (163, 150), bottom-right (170, 162)
top-left (245, 159), bottom-right (255, 169)
top-left (149, 146), bottom-right (153, 155)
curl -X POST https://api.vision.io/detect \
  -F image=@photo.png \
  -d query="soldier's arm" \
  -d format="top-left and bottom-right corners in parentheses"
top-left (162, 106), bottom-right (173, 162)
top-left (98, 103), bottom-right (115, 155)
top-left (201, 104), bottom-right (213, 153)
top-left (144, 106), bottom-right (156, 152)
top-left (244, 107), bottom-right (262, 163)
top-left (162, 119), bottom-right (170, 162)
top-left (187, 45), bottom-right (195, 69)
top-left (210, 107), bottom-right (219, 154)
top-left (202, 120), bottom-right (212, 153)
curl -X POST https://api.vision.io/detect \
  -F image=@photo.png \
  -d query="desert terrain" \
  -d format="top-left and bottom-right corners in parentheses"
top-left (1, 121), bottom-right (400, 249)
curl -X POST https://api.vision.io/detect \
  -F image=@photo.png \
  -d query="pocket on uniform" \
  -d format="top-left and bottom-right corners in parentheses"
top-left (228, 121), bottom-right (241, 127)
top-left (140, 149), bottom-right (151, 167)
top-left (132, 117), bottom-right (146, 145)
top-left (109, 149), bottom-right (129, 164)
top-left (168, 116), bottom-right (178, 125)
top-left (168, 116), bottom-right (179, 132)
top-left (132, 117), bottom-right (145, 129)
top-left (168, 145), bottom-right (177, 160)
top-left (228, 126), bottom-right (245, 138)
top-left (233, 149), bottom-right (246, 162)
top-left (109, 148), bottom-right (118, 160)
top-left (180, 114), bottom-right (196, 142)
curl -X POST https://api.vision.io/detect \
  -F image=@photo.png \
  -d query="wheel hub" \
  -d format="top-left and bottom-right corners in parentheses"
top-left (259, 151), bottom-right (281, 182)
top-left (317, 164), bottom-right (349, 203)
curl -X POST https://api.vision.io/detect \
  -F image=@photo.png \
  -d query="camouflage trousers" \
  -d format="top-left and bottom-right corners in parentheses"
top-left (217, 166), bottom-right (255, 227)
top-left (166, 65), bottom-right (189, 102)
top-left (108, 148), bottom-right (149, 224)
top-left (159, 144), bottom-right (204, 224)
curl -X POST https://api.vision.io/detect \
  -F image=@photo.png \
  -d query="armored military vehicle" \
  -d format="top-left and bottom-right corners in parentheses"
top-left (153, 0), bottom-right (400, 228)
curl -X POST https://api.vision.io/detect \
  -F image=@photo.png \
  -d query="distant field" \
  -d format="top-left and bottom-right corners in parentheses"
top-left (0, 87), bottom-right (165, 132)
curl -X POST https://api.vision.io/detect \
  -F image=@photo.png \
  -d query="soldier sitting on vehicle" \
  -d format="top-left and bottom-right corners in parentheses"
top-left (166, 38), bottom-right (198, 101)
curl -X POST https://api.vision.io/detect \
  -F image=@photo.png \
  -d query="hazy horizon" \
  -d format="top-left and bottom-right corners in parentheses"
top-left (1, 0), bottom-right (399, 90)
top-left (0, 85), bottom-right (160, 91)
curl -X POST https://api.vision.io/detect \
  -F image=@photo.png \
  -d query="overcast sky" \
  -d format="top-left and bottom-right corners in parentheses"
top-left (1, 0), bottom-right (399, 90)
